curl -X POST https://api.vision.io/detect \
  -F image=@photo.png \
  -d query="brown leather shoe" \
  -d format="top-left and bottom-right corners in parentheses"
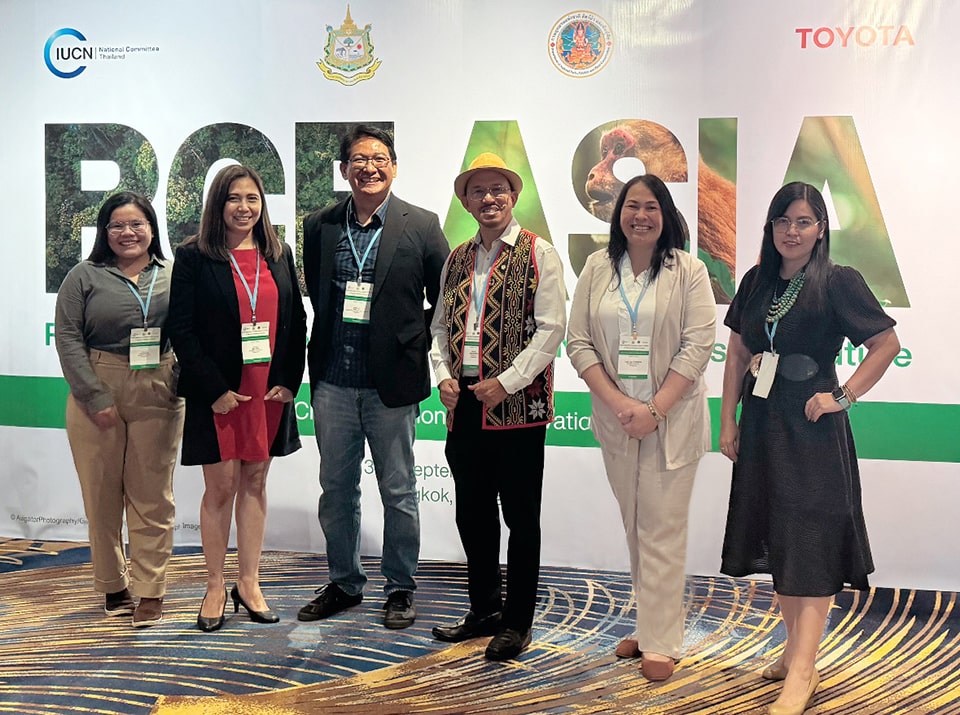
top-left (615, 638), bottom-right (641, 658)
top-left (641, 655), bottom-right (676, 682)
top-left (132, 597), bottom-right (163, 627)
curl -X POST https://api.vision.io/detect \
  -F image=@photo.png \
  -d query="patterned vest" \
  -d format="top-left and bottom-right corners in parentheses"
top-left (441, 229), bottom-right (554, 429)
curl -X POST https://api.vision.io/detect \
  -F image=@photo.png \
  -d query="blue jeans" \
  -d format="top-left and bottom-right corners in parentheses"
top-left (312, 381), bottom-right (420, 596)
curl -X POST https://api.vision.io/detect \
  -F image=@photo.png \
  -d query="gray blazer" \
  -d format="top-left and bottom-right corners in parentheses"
top-left (567, 248), bottom-right (716, 469)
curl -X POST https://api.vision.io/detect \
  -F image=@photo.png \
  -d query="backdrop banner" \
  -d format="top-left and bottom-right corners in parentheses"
top-left (2, 1), bottom-right (957, 591)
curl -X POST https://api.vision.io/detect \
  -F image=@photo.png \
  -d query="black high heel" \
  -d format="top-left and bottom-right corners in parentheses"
top-left (231, 584), bottom-right (279, 623)
top-left (197, 587), bottom-right (227, 632)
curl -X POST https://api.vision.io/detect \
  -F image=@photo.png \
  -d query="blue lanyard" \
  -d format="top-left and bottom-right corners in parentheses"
top-left (124, 265), bottom-right (159, 329)
top-left (471, 242), bottom-right (503, 331)
top-left (229, 251), bottom-right (261, 323)
top-left (345, 222), bottom-right (383, 281)
top-left (764, 319), bottom-right (778, 353)
top-left (618, 270), bottom-right (651, 339)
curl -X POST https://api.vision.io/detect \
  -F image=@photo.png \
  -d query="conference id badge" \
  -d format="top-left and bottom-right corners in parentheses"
top-left (343, 281), bottom-right (373, 323)
top-left (617, 335), bottom-right (650, 380)
top-left (463, 326), bottom-right (481, 372)
top-left (241, 322), bottom-right (271, 364)
top-left (128, 328), bottom-right (161, 370)
top-left (752, 351), bottom-right (779, 398)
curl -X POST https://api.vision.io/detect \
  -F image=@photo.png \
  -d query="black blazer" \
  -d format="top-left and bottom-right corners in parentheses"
top-left (303, 195), bottom-right (449, 407)
top-left (167, 241), bottom-right (307, 465)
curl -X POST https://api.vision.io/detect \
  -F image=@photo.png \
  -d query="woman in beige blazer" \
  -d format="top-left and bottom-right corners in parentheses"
top-left (567, 174), bottom-right (716, 681)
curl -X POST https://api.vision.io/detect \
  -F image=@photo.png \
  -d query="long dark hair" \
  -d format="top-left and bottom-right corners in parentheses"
top-left (185, 164), bottom-right (283, 261)
top-left (607, 174), bottom-right (685, 285)
top-left (744, 181), bottom-right (831, 310)
top-left (87, 191), bottom-right (164, 263)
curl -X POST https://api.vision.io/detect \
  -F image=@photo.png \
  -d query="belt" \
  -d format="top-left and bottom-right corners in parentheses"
top-left (749, 353), bottom-right (821, 382)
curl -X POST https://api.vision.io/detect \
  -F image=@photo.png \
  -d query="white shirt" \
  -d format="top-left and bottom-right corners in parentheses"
top-left (429, 218), bottom-right (567, 395)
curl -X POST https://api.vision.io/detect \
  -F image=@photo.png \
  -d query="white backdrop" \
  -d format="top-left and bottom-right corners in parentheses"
top-left (2, 1), bottom-right (958, 592)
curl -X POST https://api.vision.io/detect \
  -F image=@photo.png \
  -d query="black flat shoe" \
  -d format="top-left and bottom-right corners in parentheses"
top-left (432, 611), bottom-right (503, 642)
top-left (231, 584), bottom-right (279, 624)
top-left (197, 588), bottom-right (227, 632)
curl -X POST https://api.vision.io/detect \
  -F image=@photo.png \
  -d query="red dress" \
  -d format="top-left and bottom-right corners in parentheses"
top-left (213, 248), bottom-right (282, 462)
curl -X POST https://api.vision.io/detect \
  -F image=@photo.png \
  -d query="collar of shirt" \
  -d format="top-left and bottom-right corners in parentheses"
top-left (347, 193), bottom-right (391, 229)
top-left (470, 217), bottom-right (521, 253)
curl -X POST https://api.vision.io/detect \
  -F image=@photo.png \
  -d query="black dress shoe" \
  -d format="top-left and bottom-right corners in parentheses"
top-left (197, 588), bottom-right (227, 632)
top-left (383, 590), bottom-right (416, 629)
top-left (432, 611), bottom-right (503, 642)
top-left (297, 583), bottom-right (362, 621)
top-left (485, 628), bottom-right (532, 661)
top-left (231, 584), bottom-right (279, 624)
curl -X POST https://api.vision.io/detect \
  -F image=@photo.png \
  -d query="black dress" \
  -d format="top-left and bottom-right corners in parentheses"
top-left (720, 264), bottom-right (896, 596)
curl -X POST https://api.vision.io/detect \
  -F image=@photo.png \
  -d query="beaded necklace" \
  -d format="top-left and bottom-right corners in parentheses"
top-left (766, 270), bottom-right (805, 324)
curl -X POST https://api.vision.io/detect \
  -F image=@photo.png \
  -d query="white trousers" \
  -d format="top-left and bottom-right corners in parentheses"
top-left (601, 431), bottom-right (699, 659)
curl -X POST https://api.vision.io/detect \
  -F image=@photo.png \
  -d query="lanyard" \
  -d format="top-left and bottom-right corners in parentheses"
top-left (229, 251), bottom-right (261, 324)
top-left (618, 270), bottom-right (651, 339)
top-left (124, 266), bottom-right (160, 329)
top-left (471, 242), bottom-right (503, 331)
top-left (764, 319), bottom-right (779, 353)
top-left (345, 221), bottom-right (383, 281)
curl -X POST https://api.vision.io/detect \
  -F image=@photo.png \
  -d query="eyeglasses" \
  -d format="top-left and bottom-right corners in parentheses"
top-left (106, 220), bottom-right (150, 236)
top-left (467, 186), bottom-right (512, 202)
top-left (771, 217), bottom-right (821, 233)
top-left (347, 155), bottom-right (392, 169)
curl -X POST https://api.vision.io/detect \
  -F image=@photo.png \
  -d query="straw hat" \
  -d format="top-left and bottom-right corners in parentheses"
top-left (454, 152), bottom-right (523, 197)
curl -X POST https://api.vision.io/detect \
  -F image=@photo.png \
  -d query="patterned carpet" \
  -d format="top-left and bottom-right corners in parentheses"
top-left (0, 539), bottom-right (958, 714)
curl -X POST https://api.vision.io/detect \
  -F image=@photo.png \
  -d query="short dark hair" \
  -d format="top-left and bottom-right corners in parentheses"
top-left (338, 124), bottom-right (397, 164)
top-left (87, 191), bottom-right (164, 264)
top-left (607, 174), bottom-right (685, 284)
top-left (186, 164), bottom-right (283, 261)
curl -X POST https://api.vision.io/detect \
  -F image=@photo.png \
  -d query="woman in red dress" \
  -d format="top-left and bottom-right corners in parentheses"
top-left (168, 165), bottom-right (306, 631)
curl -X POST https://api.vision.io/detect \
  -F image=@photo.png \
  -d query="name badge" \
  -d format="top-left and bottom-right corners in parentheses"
top-left (463, 326), bottom-right (481, 372)
top-left (343, 281), bottom-right (373, 323)
top-left (617, 335), bottom-right (650, 380)
top-left (752, 351), bottom-right (779, 398)
top-left (241, 322), bottom-right (271, 364)
top-left (129, 327), bottom-right (161, 370)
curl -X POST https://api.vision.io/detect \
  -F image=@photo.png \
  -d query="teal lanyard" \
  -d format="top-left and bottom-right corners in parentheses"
top-left (471, 242), bottom-right (503, 331)
top-left (124, 265), bottom-right (159, 329)
top-left (346, 222), bottom-right (383, 281)
top-left (229, 251), bottom-right (261, 323)
top-left (618, 270), bottom-right (651, 339)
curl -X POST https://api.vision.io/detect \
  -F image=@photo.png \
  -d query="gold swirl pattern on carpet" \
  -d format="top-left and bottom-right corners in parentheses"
top-left (0, 542), bottom-right (957, 714)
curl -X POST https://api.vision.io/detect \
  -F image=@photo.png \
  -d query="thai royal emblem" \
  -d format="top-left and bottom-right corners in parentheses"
top-left (317, 5), bottom-right (382, 85)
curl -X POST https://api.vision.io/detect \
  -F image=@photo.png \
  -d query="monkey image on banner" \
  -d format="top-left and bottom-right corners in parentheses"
top-left (573, 119), bottom-right (736, 302)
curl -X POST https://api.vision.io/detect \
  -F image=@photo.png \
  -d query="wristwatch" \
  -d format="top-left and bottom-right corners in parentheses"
top-left (832, 386), bottom-right (852, 411)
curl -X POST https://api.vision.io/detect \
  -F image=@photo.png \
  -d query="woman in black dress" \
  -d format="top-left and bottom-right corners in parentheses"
top-left (718, 182), bottom-right (900, 715)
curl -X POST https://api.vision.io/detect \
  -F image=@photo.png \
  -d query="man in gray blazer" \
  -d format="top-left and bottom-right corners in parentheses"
top-left (298, 125), bottom-right (449, 629)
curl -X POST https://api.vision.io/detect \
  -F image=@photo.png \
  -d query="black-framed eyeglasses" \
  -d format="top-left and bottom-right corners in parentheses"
top-left (467, 186), bottom-right (511, 202)
top-left (348, 155), bottom-right (392, 169)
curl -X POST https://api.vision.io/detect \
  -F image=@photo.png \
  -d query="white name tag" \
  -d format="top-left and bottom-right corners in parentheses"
top-left (129, 327), bottom-right (161, 369)
top-left (752, 351), bottom-right (779, 398)
top-left (241, 322), bottom-right (271, 364)
top-left (617, 335), bottom-right (650, 380)
top-left (343, 281), bottom-right (373, 323)
top-left (463, 326), bottom-right (481, 372)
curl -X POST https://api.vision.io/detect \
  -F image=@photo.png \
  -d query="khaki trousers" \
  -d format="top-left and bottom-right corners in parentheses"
top-left (65, 350), bottom-right (183, 598)
top-left (601, 431), bottom-right (699, 659)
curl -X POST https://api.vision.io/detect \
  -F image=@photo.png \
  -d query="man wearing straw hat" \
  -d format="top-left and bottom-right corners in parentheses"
top-left (429, 153), bottom-right (566, 661)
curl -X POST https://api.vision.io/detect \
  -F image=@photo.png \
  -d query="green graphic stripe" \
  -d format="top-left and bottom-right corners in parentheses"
top-left (2, 376), bottom-right (956, 463)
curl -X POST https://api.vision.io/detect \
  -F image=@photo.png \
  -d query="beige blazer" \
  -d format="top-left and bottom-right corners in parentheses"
top-left (567, 248), bottom-right (716, 469)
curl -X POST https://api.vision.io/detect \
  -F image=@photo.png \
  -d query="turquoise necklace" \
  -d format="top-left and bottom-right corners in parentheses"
top-left (767, 270), bottom-right (805, 324)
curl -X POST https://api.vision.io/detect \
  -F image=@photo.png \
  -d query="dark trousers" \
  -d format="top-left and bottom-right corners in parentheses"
top-left (444, 379), bottom-right (546, 632)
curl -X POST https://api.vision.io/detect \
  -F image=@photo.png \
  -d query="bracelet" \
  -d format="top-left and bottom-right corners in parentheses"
top-left (645, 399), bottom-right (664, 423)
top-left (841, 383), bottom-right (858, 404)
